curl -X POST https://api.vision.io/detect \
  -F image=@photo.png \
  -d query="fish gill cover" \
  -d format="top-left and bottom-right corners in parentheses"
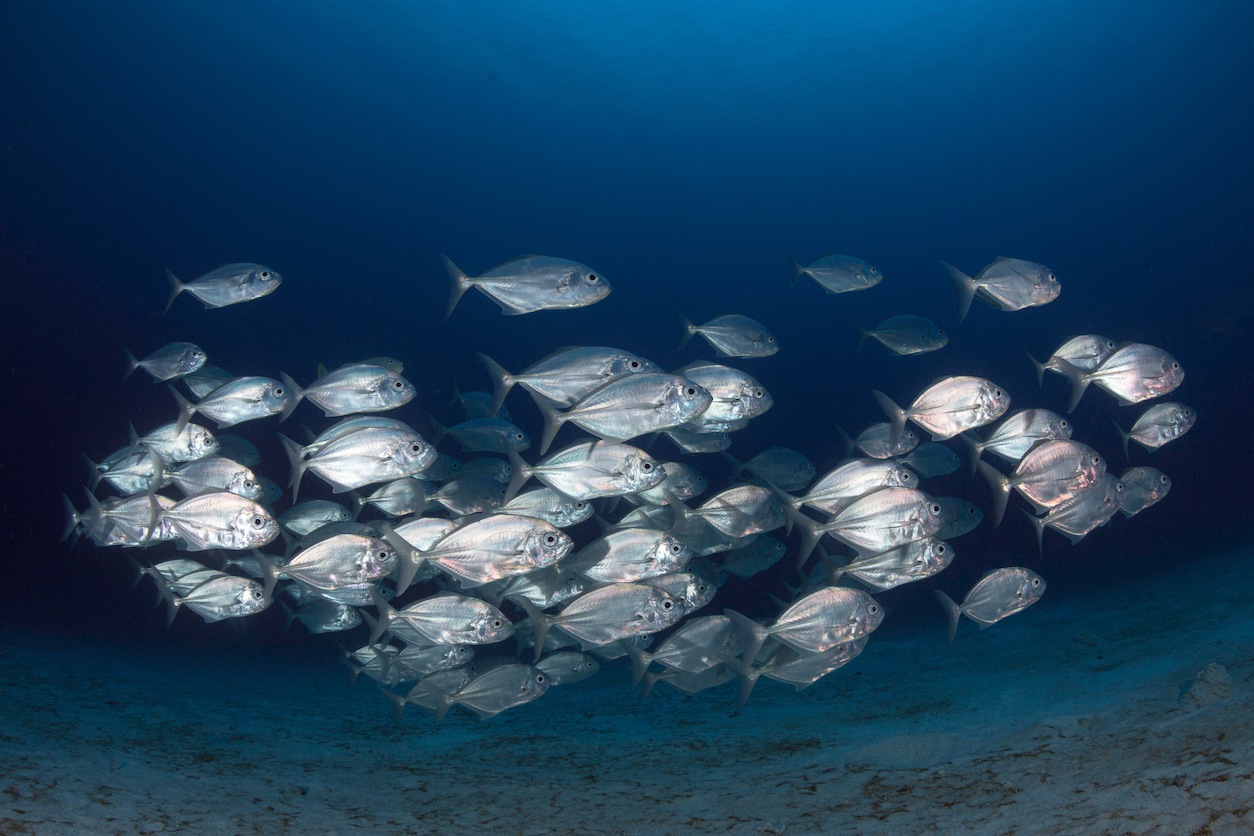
top-left (4, 1), bottom-right (1254, 724)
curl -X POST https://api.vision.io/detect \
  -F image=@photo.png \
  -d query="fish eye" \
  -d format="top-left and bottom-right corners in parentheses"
top-left (1059, 420), bottom-right (1069, 429)
top-left (251, 516), bottom-right (265, 528)
top-left (586, 274), bottom-right (598, 283)
top-left (936, 544), bottom-right (947, 554)
top-left (868, 604), bottom-right (880, 614)
top-left (1159, 475), bottom-right (1169, 484)
top-left (685, 387), bottom-right (697, 396)
top-left (628, 359), bottom-right (641, 370)
top-left (515, 432), bottom-right (525, 441)
top-left (1031, 578), bottom-right (1041, 587)
top-left (491, 619), bottom-right (503, 629)
top-left (393, 380), bottom-right (404, 389)
top-left (544, 533), bottom-right (558, 546)
top-left (994, 388), bottom-right (1003, 398)
top-left (1106, 341), bottom-right (1116, 349)
top-left (641, 461), bottom-right (654, 472)
top-left (535, 673), bottom-right (546, 683)
top-left (244, 480), bottom-right (257, 490)
top-left (1091, 455), bottom-right (1101, 465)
top-left (260, 271), bottom-right (270, 278)
top-left (669, 543), bottom-right (683, 555)
top-left (1171, 362), bottom-right (1180, 370)
top-left (766, 336), bottom-right (776, 343)
top-left (252, 590), bottom-right (264, 599)
top-left (661, 599), bottom-right (673, 610)
top-left (574, 501), bottom-right (587, 509)
top-left (901, 472), bottom-right (912, 482)
top-left (930, 504), bottom-right (941, 514)
top-left (753, 388), bottom-right (765, 398)
top-left (411, 443), bottom-right (424, 453)
top-left (377, 549), bottom-right (390, 560)
top-left (273, 387), bottom-right (285, 397)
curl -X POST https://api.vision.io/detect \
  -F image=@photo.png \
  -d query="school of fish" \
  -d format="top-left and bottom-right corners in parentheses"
top-left (62, 253), bottom-right (1194, 723)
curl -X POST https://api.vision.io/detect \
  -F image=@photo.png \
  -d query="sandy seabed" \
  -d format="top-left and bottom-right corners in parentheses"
top-left (3, 544), bottom-right (1252, 835)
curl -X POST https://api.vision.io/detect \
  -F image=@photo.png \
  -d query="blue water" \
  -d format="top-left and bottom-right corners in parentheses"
top-left (4, 1), bottom-right (1252, 660)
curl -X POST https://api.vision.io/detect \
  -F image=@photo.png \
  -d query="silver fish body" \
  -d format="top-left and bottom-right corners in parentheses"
top-left (159, 491), bottom-right (280, 551)
top-left (1118, 467), bottom-right (1171, 517)
top-left (174, 376), bottom-right (291, 433)
top-left (443, 254), bottom-right (611, 317)
top-left (566, 529), bottom-right (693, 583)
top-left (678, 313), bottom-right (778, 358)
top-left (424, 514), bottom-right (572, 587)
top-left (509, 441), bottom-right (666, 502)
top-left (124, 342), bottom-right (207, 382)
top-left (874, 376), bottom-right (1010, 444)
top-left (934, 567), bottom-right (1045, 644)
top-left (281, 425), bottom-right (436, 501)
top-left (165, 263), bottom-right (282, 311)
top-left (281, 364), bottom-right (416, 419)
top-left (1060, 342), bottom-right (1184, 412)
top-left (943, 257), bottom-right (1059, 320)
top-left (1115, 402), bottom-right (1195, 456)
top-left (791, 252), bottom-right (882, 294)
top-left (537, 372), bottom-right (712, 453)
top-left (979, 439), bottom-right (1106, 526)
top-left (829, 536), bottom-right (953, 591)
top-left (479, 346), bottom-right (659, 415)
top-left (857, 315), bottom-right (947, 355)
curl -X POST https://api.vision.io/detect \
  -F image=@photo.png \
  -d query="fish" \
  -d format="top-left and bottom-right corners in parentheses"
top-left (280, 598), bottom-right (363, 635)
top-left (442, 254), bottom-right (611, 317)
top-left (165, 456), bottom-right (263, 501)
top-left (633, 461), bottom-right (708, 505)
top-left (280, 424), bottom-right (436, 502)
top-left (978, 439), bottom-right (1106, 526)
top-left (280, 364), bottom-right (416, 420)
top-left (723, 447), bottom-right (815, 492)
top-left (478, 347), bottom-right (659, 415)
top-left (180, 365), bottom-right (236, 399)
top-left (369, 589), bottom-right (514, 647)
top-left (724, 586), bottom-right (884, 669)
top-left (933, 497), bottom-right (984, 539)
top-left (719, 537), bottom-right (787, 579)
top-left (934, 567), bottom-right (1046, 644)
top-left (421, 514), bottom-right (572, 588)
top-left (521, 583), bottom-right (684, 658)
top-left (506, 441), bottom-right (666, 502)
top-left (790, 458), bottom-right (918, 516)
top-left (278, 500), bottom-right (353, 537)
top-left (354, 478), bottom-right (429, 517)
top-left (789, 252), bottom-right (883, 294)
top-left (1023, 473), bottom-right (1124, 550)
top-left (873, 376), bottom-right (1011, 444)
top-left (256, 534), bottom-right (397, 599)
top-left (170, 376), bottom-right (291, 434)
top-left (157, 491), bottom-right (281, 551)
top-left (1111, 402), bottom-right (1196, 457)
top-left (430, 416), bottom-right (531, 454)
top-left (677, 313), bottom-right (779, 358)
top-left (533, 372), bottom-right (712, 454)
top-left (1026, 335), bottom-right (1118, 386)
top-left (828, 536), bottom-right (954, 591)
top-left (738, 637), bottom-right (868, 708)
top-left (942, 257), bottom-right (1060, 321)
top-left (844, 423), bottom-right (920, 459)
top-left (427, 663), bottom-right (550, 724)
top-left (676, 361), bottom-right (774, 425)
top-left (1057, 342), bottom-right (1185, 412)
top-left (131, 421), bottom-right (219, 464)
top-left (856, 315), bottom-right (948, 355)
top-left (167, 574), bottom-right (270, 624)
top-left (499, 487), bottom-right (593, 528)
top-left (123, 342), bottom-right (207, 382)
top-left (805, 486), bottom-right (943, 562)
top-left (535, 651), bottom-right (601, 686)
top-left (621, 615), bottom-right (742, 686)
top-left (565, 529), bottom-right (693, 583)
top-left (896, 443), bottom-right (961, 479)
top-left (165, 263), bottom-right (282, 312)
top-left (428, 475), bottom-right (507, 517)
top-left (1118, 467), bottom-right (1171, 517)
top-left (962, 408), bottom-right (1072, 473)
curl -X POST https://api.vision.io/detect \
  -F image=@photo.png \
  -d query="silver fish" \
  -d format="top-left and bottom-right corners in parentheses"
top-left (442, 254), bottom-right (610, 317)
top-left (166, 456), bottom-right (262, 500)
top-left (791, 459), bottom-right (918, 516)
top-left (1113, 402), bottom-right (1196, 457)
top-left (675, 361), bottom-right (773, 424)
top-left (978, 439), bottom-right (1106, 526)
top-left (429, 663), bottom-right (550, 723)
top-left (356, 478), bottom-right (429, 517)
top-left (848, 423), bottom-right (919, 459)
top-left (1027, 335), bottom-right (1118, 386)
top-left (535, 373), bottom-right (711, 454)
top-left (499, 488), bottom-right (592, 528)
top-left (279, 500), bottom-right (353, 537)
top-left (215, 434), bottom-right (261, 467)
top-left (432, 416), bottom-right (530, 454)
top-left (719, 537), bottom-right (787, 579)
top-left (739, 637), bottom-right (868, 707)
top-left (933, 497), bottom-right (984, 539)
top-left (1058, 342), bottom-right (1184, 412)
top-left (857, 315), bottom-right (948, 355)
top-left (523, 583), bottom-right (684, 658)
top-left (165, 263), bottom-right (282, 312)
top-left (829, 537), bottom-right (953, 591)
top-left (257, 534), bottom-right (396, 597)
top-left (673, 484), bottom-right (785, 538)
top-left (423, 514), bottom-right (572, 587)
top-left (479, 346), bottom-right (659, 415)
top-left (662, 426), bottom-right (733, 453)
top-left (133, 421), bottom-right (219, 463)
top-left (1118, 467), bottom-right (1171, 517)
top-left (943, 257), bottom-right (1060, 321)
top-left (429, 475), bottom-right (507, 517)
top-left (808, 486), bottom-right (943, 560)
top-left (566, 529), bottom-right (693, 583)
top-left (535, 651), bottom-right (601, 686)
top-left (874, 376), bottom-right (1010, 444)
top-left (159, 491), bottom-right (280, 551)
top-left (1024, 473), bottom-right (1123, 549)
top-left (896, 443), bottom-right (961, 479)
top-left (370, 590), bottom-right (514, 647)
top-left (507, 441), bottom-right (666, 502)
top-left (280, 425), bottom-right (436, 502)
top-left (172, 376), bottom-right (291, 434)
top-left (280, 364), bottom-right (416, 420)
top-left (934, 567), bottom-right (1045, 644)
top-left (123, 342), bottom-right (207, 382)
top-left (724, 447), bottom-right (815, 492)
top-left (622, 615), bottom-right (742, 686)
top-left (181, 365), bottom-right (236, 399)
top-left (281, 598), bottom-right (362, 634)
top-left (789, 252), bottom-right (882, 294)
top-left (964, 408), bottom-right (1072, 472)
top-left (634, 461), bottom-right (708, 506)
top-left (170, 575), bottom-right (270, 623)
top-left (678, 313), bottom-right (778, 358)
top-left (724, 586), bottom-right (883, 667)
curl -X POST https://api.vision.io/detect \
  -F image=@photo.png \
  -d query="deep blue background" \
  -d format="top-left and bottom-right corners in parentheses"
top-left (3, 1), bottom-right (1252, 647)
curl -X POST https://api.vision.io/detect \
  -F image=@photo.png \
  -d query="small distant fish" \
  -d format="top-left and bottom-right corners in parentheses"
top-left (846, 423), bottom-right (919, 459)
top-left (124, 343), bottom-right (207, 382)
top-left (896, 443), bottom-right (961, 479)
top-left (724, 447), bottom-right (815, 492)
top-left (165, 263), bottom-right (282, 312)
top-left (678, 314), bottom-right (778, 358)
top-left (943, 257), bottom-right (1060, 321)
top-left (856, 315), bottom-right (947, 355)
top-left (478, 347), bottom-right (659, 416)
top-left (1023, 473), bottom-right (1123, 550)
top-left (789, 252), bottom-right (883, 294)
top-left (442, 254), bottom-right (610, 317)
top-left (934, 567), bottom-right (1046, 645)
top-left (1111, 403), bottom-right (1196, 457)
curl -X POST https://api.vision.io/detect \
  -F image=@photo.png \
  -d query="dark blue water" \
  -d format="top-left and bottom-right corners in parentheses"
top-left (4, 1), bottom-right (1252, 654)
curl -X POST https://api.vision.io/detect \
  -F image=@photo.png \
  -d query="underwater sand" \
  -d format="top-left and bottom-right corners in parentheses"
top-left (3, 545), bottom-right (1251, 835)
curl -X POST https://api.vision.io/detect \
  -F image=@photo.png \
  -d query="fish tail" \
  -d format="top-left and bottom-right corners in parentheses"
top-left (1110, 416), bottom-right (1131, 460)
top-left (252, 550), bottom-right (282, 602)
top-left (82, 452), bottom-right (104, 493)
top-left (169, 385), bottom-right (195, 437)
top-left (425, 680), bottom-right (457, 726)
top-left (723, 608), bottom-right (771, 677)
top-left (278, 600), bottom-right (297, 633)
top-left (424, 411), bottom-right (448, 447)
top-left (1022, 509), bottom-right (1046, 555)
top-left (532, 392), bottom-right (565, 455)
top-left (675, 313), bottom-right (695, 349)
top-left (376, 683), bottom-right (409, 726)
top-left (122, 347), bottom-right (140, 382)
top-left (1054, 359), bottom-right (1091, 413)
top-left (976, 461), bottom-right (1012, 528)
top-left (833, 425), bottom-right (854, 460)
top-left (477, 352), bottom-right (516, 418)
top-left (440, 254), bottom-right (473, 319)
top-left (60, 492), bottom-right (81, 543)
top-left (277, 433), bottom-right (307, 503)
top-left (639, 670), bottom-right (660, 701)
top-left (959, 431), bottom-right (983, 477)
top-left (1024, 349), bottom-right (1047, 388)
top-left (124, 420), bottom-right (141, 459)
top-left (941, 261), bottom-right (977, 322)
top-left (503, 447), bottom-right (532, 504)
top-left (737, 666), bottom-right (765, 710)
top-left (163, 267), bottom-right (184, 314)
top-left (518, 598), bottom-right (551, 664)
top-left (720, 450), bottom-right (746, 479)
top-left (786, 248), bottom-right (804, 287)
top-left (368, 587), bottom-right (397, 646)
top-left (871, 389), bottom-right (908, 448)
top-left (277, 371), bottom-right (304, 421)
top-left (933, 590), bottom-right (962, 646)
top-left (855, 324), bottom-right (870, 353)
top-left (622, 641), bottom-right (653, 689)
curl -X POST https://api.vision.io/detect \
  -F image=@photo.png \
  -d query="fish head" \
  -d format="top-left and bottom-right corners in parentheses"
top-left (227, 469), bottom-right (264, 501)
top-left (1029, 265), bottom-right (1061, 305)
top-left (178, 347), bottom-right (208, 375)
top-left (1018, 571), bottom-right (1047, 606)
top-left (638, 589), bottom-right (684, 632)
top-left (653, 534), bottom-right (693, 574)
top-left (981, 382), bottom-right (1012, 423)
top-left (233, 580), bottom-right (270, 617)
top-left (739, 383), bottom-right (774, 418)
top-left (931, 326), bottom-right (949, 349)
top-left (375, 372), bottom-right (418, 409)
top-left (620, 452), bottom-right (667, 493)
top-left (395, 436), bottom-right (438, 475)
top-left (1155, 355), bottom-right (1185, 395)
top-left (523, 667), bottom-right (552, 700)
top-left (242, 265), bottom-right (283, 297)
top-left (232, 504), bottom-right (281, 548)
top-left (1051, 415), bottom-right (1074, 440)
top-left (561, 264), bottom-right (612, 305)
top-left (607, 352), bottom-right (660, 378)
top-left (889, 430), bottom-right (919, 457)
top-left (186, 425), bottom-right (220, 460)
top-left (359, 539), bottom-right (399, 579)
top-left (888, 463), bottom-right (918, 489)
top-left (666, 377), bottom-right (714, 422)
top-left (473, 608), bottom-right (515, 643)
top-left (525, 524), bottom-right (574, 568)
top-left (677, 575), bottom-right (717, 611)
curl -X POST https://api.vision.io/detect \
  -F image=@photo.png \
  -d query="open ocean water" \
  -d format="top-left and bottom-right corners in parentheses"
top-left (3, 2), bottom-right (1253, 833)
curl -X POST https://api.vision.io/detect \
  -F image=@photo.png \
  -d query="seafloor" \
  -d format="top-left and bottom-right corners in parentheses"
top-left (3, 544), bottom-right (1251, 835)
